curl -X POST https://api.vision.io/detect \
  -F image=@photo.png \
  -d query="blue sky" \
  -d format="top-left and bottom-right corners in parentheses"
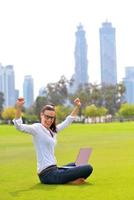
top-left (0, 0), bottom-right (134, 98)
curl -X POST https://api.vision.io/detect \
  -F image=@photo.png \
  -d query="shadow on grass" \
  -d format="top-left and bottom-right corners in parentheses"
top-left (9, 183), bottom-right (56, 197)
top-left (9, 181), bottom-right (94, 197)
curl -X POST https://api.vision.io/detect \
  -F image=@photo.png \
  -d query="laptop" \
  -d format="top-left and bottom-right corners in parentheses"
top-left (75, 147), bottom-right (92, 166)
top-left (59, 147), bottom-right (92, 169)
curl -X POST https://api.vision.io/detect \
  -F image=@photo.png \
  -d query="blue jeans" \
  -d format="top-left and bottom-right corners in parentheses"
top-left (38, 163), bottom-right (93, 184)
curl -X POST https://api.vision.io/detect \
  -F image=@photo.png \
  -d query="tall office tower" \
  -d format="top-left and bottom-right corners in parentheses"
top-left (71, 24), bottom-right (88, 92)
top-left (15, 89), bottom-right (19, 101)
top-left (99, 21), bottom-right (117, 85)
top-left (0, 64), bottom-right (4, 93)
top-left (4, 65), bottom-right (16, 107)
top-left (123, 67), bottom-right (134, 104)
top-left (0, 65), bottom-right (16, 107)
top-left (23, 75), bottom-right (34, 108)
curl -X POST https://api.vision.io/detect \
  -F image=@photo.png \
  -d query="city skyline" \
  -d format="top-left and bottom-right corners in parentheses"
top-left (0, 0), bottom-right (134, 98)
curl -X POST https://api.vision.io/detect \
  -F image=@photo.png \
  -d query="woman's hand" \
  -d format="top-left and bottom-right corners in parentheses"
top-left (15, 97), bottom-right (25, 119)
top-left (74, 98), bottom-right (81, 107)
top-left (16, 97), bottom-right (25, 107)
top-left (71, 98), bottom-right (81, 117)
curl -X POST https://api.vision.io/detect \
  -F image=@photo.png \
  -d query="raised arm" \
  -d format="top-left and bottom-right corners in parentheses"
top-left (13, 97), bottom-right (36, 135)
top-left (70, 97), bottom-right (81, 117)
top-left (15, 97), bottom-right (25, 119)
top-left (56, 98), bottom-right (81, 132)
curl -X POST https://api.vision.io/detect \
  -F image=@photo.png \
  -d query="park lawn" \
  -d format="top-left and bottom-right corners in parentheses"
top-left (0, 122), bottom-right (134, 200)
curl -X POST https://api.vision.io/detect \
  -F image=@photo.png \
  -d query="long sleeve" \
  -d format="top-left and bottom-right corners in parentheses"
top-left (13, 118), bottom-right (36, 135)
top-left (56, 115), bottom-right (76, 132)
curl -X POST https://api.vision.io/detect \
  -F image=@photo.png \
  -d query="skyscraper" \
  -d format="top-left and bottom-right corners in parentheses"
top-left (0, 64), bottom-right (4, 93)
top-left (71, 24), bottom-right (88, 92)
top-left (99, 21), bottom-right (117, 85)
top-left (5, 65), bottom-right (16, 107)
top-left (123, 67), bottom-right (134, 104)
top-left (23, 75), bottom-right (34, 108)
top-left (0, 65), bottom-right (16, 107)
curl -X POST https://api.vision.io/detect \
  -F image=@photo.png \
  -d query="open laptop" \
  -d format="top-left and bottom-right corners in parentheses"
top-left (75, 147), bottom-right (92, 166)
top-left (59, 147), bottom-right (92, 169)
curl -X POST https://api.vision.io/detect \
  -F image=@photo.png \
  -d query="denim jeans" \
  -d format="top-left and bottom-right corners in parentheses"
top-left (38, 163), bottom-right (93, 184)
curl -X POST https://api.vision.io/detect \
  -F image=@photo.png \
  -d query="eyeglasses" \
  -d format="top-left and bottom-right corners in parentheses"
top-left (43, 114), bottom-right (55, 120)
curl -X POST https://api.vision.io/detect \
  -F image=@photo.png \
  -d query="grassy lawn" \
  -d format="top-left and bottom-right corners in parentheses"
top-left (0, 122), bottom-right (134, 200)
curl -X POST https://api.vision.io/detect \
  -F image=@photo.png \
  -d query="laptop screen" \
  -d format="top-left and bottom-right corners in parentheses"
top-left (75, 148), bottom-right (92, 166)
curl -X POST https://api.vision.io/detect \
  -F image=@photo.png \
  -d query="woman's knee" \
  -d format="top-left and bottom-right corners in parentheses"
top-left (84, 164), bottom-right (93, 177)
top-left (88, 164), bottom-right (93, 173)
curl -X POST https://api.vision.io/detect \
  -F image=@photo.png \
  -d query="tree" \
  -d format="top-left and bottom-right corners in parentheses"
top-left (83, 105), bottom-right (108, 123)
top-left (23, 113), bottom-right (38, 123)
top-left (33, 96), bottom-right (48, 117)
top-left (84, 104), bottom-right (98, 123)
top-left (0, 92), bottom-right (5, 118)
top-left (55, 105), bottom-right (71, 123)
top-left (46, 75), bottom-right (69, 105)
top-left (100, 84), bottom-right (125, 115)
top-left (117, 103), bottom-right (134, 120)
top-left (116, 82), bottom-right (126, 105)
top-left (2, 107), bottom-right (16, 123)
top-left (69, 83), bottom-right (92, 109)
top-left (89, 83), bottom-right (102, 106)
top-left (97, 107), bottom-right (108, 122)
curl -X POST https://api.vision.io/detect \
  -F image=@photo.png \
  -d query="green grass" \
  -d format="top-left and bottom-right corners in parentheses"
top-left (0, 122), bottom-right (134, 200)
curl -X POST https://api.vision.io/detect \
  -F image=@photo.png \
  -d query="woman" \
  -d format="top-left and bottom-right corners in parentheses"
top-left (13, 97), bottom-right (93, 184)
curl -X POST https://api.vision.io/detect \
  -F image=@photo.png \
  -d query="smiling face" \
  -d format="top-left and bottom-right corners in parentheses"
top-left (40, 109), bottom-right (56, 129)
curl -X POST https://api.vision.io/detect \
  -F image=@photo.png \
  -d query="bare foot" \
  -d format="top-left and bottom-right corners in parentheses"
top-left (69, 178), bottom-right (86, 185)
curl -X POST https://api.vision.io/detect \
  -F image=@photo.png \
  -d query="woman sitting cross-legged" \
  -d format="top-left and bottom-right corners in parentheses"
top-left (13, 97), bottom-right (93, 184)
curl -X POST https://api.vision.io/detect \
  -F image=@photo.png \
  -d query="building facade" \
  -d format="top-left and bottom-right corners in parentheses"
top-left (123, 67), bottom-right (134, 104)
top-left (71, 24), bottom-right (88, 92)
top-left (0, 64), bottom-right (4, 92)
top-left (23, 75), bottom-right (34, 108)
top-left (99, 21), bottom-right (117, 85)
top-left (0, 64), bottom-right (16, 107)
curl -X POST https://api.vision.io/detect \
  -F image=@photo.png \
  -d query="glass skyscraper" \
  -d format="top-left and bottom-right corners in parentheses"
top-left (71, 24), bottom-right (88, 92)
top-left (123, 67), bottom-right (134, 104)
top-left (0, 65), bottom-right (16, 107)
top-left (0, 64), bottom-right (4, 93)
top-left (99, 21), bottom-right (117, 85)
top-left (23, 75), bottom-right (34, 108)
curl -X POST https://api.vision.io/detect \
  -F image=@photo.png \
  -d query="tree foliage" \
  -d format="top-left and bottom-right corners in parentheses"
top-left (46, 75), bottom-right (68, 105)
top-left (100, 83), bottom-right (125, 115)
top-left (84, 104), bottom-right (97, 118)
top-left (0, 92), bottom-right (5, 118)
top-left (55, 105), bottom-right (71, 123)
top-left (117, 103), bottom-right (134, 119)
top-left (2, 107), bottom-right (16, 122)
top-left (23, 113), bottom-right (38, 123)
top-left (31, 78), bottom-right (126, 118)
top-left (33, 96), bottom-right (48, 117)
top-left (69, 82), bottom-right (125, 115)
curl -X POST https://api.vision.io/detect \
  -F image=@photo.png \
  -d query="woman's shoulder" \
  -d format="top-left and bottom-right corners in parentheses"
top-left (32, 122), bottom-right (42, 128)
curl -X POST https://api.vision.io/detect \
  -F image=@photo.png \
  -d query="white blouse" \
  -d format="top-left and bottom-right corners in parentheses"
top-left (13, 115), bottom-right (75, 173)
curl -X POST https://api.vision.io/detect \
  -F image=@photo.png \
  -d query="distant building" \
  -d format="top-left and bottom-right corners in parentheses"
top-left (71, 23), bottom-right (88, 93)
top-left (23, 75), bottom-right (34, 108)
top-left (123, 67), bottom-right (134, 104)
top-left (15, 89), bottom-right (19, 101)
top-left (38, 87), bottom-right (47, 97)
top-left (0, 64), bottom-right (4, 92)
top-left (0, 64), bottom-right (16, 107)
top-left (99, 21), bottom-right (117, 85)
